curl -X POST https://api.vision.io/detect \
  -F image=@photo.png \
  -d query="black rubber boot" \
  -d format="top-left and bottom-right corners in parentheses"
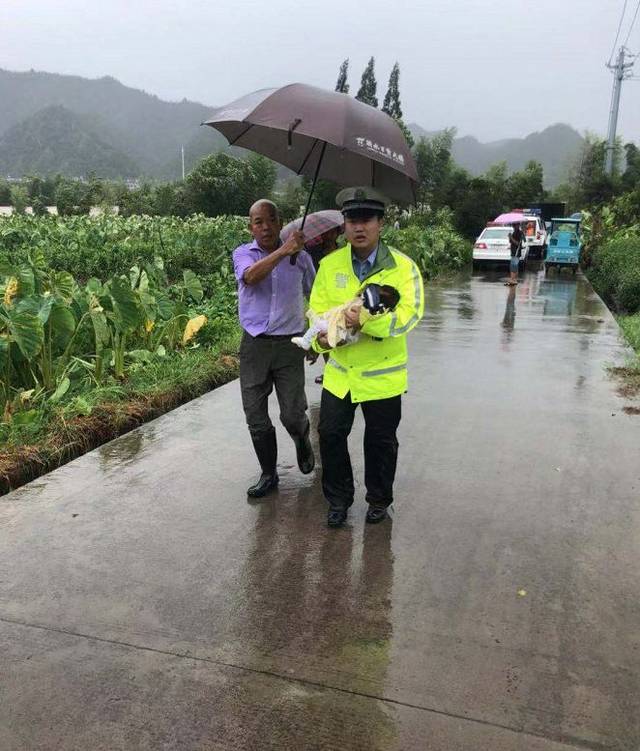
top-left (365, 507), bottom-right (389, 524)
top-left (247, 429), bottom-right (279, 498)
top-left (293, 423), bottom-right (315, 475)
top-left (327, 509), bottom-right (348, 528)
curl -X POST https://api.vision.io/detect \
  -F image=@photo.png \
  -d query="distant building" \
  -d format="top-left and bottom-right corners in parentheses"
top-left (0, 205), bottom-right (119, 217)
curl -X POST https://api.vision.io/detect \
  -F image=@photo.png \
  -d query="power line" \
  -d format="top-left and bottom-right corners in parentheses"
top-left (610, 0), bottom-right (629, 64)
top-left (624, 0), bottom-right (640, 46)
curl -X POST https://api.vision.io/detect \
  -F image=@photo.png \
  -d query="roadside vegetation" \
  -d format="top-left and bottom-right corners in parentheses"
top-left (581, 187), bottom-right (640, 395)
top-left (0, 210), bottom-right (469, 493)
top-left (0, 217), bottom-right (244, 491)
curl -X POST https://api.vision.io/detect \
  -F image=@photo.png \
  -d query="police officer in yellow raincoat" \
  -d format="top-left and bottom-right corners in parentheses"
top-left (310, 187), bottom-right (424, 528)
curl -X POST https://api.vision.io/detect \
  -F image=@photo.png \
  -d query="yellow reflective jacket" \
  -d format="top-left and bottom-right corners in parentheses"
top-left (310, 242), bottom-right (424, 403)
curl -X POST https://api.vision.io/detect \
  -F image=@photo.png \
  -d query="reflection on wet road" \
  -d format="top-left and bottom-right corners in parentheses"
top-left (0, 266), bottom-right (638, 750)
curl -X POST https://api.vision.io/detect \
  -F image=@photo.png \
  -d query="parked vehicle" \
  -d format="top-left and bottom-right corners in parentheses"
top-left (521, 214), bottom-right (547, 260)
top-left (524, 202), bottom-right (566, 224)
top-left (491, 210), bottom-right (546, 260)
top-left (473, 224), bottom-right (528, 268)
top-left (544, 218), bottom-right (581, 274)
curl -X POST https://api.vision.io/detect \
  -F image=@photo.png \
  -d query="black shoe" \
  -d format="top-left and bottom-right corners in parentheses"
top-left (294, 429), bottom-right (315, 475)
top-left (327, 509), bottom-right (348, 528)
top-left (247, 472), bottom-right (279, 498)
top-left (365, 507), bottom-right (388, 524)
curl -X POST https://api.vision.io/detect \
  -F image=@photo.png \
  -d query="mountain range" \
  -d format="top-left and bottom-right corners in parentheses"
top-left (408, 123), bottom-right (584, 188)
top-left (0, 68), bottom-right (584, 186)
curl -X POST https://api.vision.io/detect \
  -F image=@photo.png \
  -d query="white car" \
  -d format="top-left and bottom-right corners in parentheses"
top-left (472, 225), bottom-right (528, 266)
top-left (521, 215), bottom-right (547, 259)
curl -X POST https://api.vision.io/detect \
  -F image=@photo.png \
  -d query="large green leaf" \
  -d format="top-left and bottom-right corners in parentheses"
top-left (51, 272), bottom-right (75, 302)
top-left (49, 303), bottom-right (76, 346)
top-left (28, 248), bottom-right (47, 274)
top-left (130, 266), bottom-right (150, 293)
top-left (154, 289), bottom-right (174, 320)
top-left (138, 269), bottom-right (149, 292)
top-left (27, 248), bottom-right (47, 293)
top-left (15, 295), bottom-right (54, 325)
top-left (129, 265), bottom-right (142, 290)
top-left (90, 309), bottom-right (110, 350)
top-left (48, 376), bottom-right (70, 403)
top-left (86, 278), bottom-right (103, 295)
top-left (183, 270), bottom-right (203, 302)
top-left (7, 309), bottom-right (44, 360)
top-left (110, 276), bottom-right (141, 330)
top-left (37, 295), bottom-right (55, 325)
top-left (16, 265), bottom-right (35, 298)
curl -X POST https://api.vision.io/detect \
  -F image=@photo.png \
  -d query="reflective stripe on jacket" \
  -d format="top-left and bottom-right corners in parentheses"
top-left (309, 242), bottom-right (424, 403)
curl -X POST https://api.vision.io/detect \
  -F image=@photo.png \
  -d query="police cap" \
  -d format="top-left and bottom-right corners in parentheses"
top-left (336, 186), bottom-right (389, 216)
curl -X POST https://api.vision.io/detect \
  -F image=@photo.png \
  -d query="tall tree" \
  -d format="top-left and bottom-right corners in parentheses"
top-left (622, 142), bottom-right (640, 192)
top-left (484, 161), bottom-right (508, 212)
top-left (356, 57), bottom-right (378, 108)
top-left (382, 62), bottom-right (413, 146)
top-left (0, 179), bottom-right (11, 204)
top-left (382, 62), bottom-right (402, 120)
top-left (10, 185), bottom-right (29, 215)
top-left (184, 153), bottom-right (277, 217)
top-left (335, 59), bottom-right (350, 94)
top-left (556, 134), bottom-right (619, 208)
top-left (414, 129), bottom-right (456, 205)
top-left (505, 160), bottom-right (545, 207)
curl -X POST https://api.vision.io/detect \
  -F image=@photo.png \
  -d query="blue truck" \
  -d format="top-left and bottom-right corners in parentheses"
top-left (544, 218), bottom-right (581, 274)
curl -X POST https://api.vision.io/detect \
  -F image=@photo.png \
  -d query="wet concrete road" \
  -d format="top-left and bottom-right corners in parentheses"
top-left (1, 267), bottom-right (639, 750)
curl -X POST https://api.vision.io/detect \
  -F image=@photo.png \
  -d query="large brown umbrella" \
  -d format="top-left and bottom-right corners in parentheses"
top-left (203, 84), bottom-right (417, 202)
top-left (203, 83), bottom-right (417, 263)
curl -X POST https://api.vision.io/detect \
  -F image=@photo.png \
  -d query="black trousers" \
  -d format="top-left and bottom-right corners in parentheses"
top-left (239, 331), bottom-right (309, 440)
top-left (318, 389), bottom-right (401, 511)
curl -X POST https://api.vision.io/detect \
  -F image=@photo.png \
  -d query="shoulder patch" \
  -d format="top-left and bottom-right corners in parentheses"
top-left (335, 272), bottom-right (349, 289)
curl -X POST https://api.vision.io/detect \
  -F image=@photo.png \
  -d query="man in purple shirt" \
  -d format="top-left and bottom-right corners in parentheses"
top-left (233, 199), bottom-right (317, 498)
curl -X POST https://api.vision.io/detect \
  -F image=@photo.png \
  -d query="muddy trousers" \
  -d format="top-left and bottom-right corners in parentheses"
top-left (239, 332), bottom-right (310, 469)
top-left (318, 389), bottom-right (401, 511)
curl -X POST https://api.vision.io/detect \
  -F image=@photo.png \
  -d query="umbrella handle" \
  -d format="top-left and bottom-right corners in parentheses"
top-left (291, 141), bottom-right (327, 265)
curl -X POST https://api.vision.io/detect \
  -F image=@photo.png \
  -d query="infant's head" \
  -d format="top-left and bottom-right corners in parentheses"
top-left (361, 284), bottom-right (400, 314)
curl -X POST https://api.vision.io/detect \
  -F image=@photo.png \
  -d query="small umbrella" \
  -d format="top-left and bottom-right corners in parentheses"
top-left (203, 83), bottom-right (417, 263)
top-left (493, 212), bottom-right (526, 224)
top-left (281, 209), bottom-right (344, 244)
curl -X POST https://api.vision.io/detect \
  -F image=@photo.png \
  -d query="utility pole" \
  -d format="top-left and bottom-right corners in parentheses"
top-left (181, 145), bottom-right (185, 181)
top-left (605, 47), bottom-right (635, 174)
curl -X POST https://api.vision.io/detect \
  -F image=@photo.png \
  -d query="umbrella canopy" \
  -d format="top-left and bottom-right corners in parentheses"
top-left (202, 83), bottom-right (417, 205)
top-left (493, 212), bottom-right (526, 224)
top-left (281, 210), bottom-right (344, 244)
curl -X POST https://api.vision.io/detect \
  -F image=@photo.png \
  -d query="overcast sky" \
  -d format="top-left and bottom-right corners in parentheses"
top-left (1, 0), bottom-right (638, 142)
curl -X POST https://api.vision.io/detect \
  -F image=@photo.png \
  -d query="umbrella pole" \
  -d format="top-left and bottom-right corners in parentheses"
top-left (291, 141), bottom-right (327, 265)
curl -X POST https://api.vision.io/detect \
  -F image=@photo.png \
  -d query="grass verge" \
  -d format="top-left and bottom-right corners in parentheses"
top-left (0, 335), bottom-right (240, 496)
top-left (611, 313), bottom-right (640, 404)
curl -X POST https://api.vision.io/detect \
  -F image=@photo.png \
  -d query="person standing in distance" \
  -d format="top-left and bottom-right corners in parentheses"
top-left (507, 223), bottom-right (523, 285)
top-left (309, 187), bottom-right (424, 528)
top-left (233, 199), bottom-right (316, 498)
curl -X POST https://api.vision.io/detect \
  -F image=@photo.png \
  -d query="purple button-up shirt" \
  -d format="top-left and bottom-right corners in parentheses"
top-left (233, 239), bottom-right (316, 336)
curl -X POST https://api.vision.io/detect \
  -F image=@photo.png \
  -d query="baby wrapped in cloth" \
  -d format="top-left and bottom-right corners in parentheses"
top-left (292, 283), bottom-right (401, 350)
